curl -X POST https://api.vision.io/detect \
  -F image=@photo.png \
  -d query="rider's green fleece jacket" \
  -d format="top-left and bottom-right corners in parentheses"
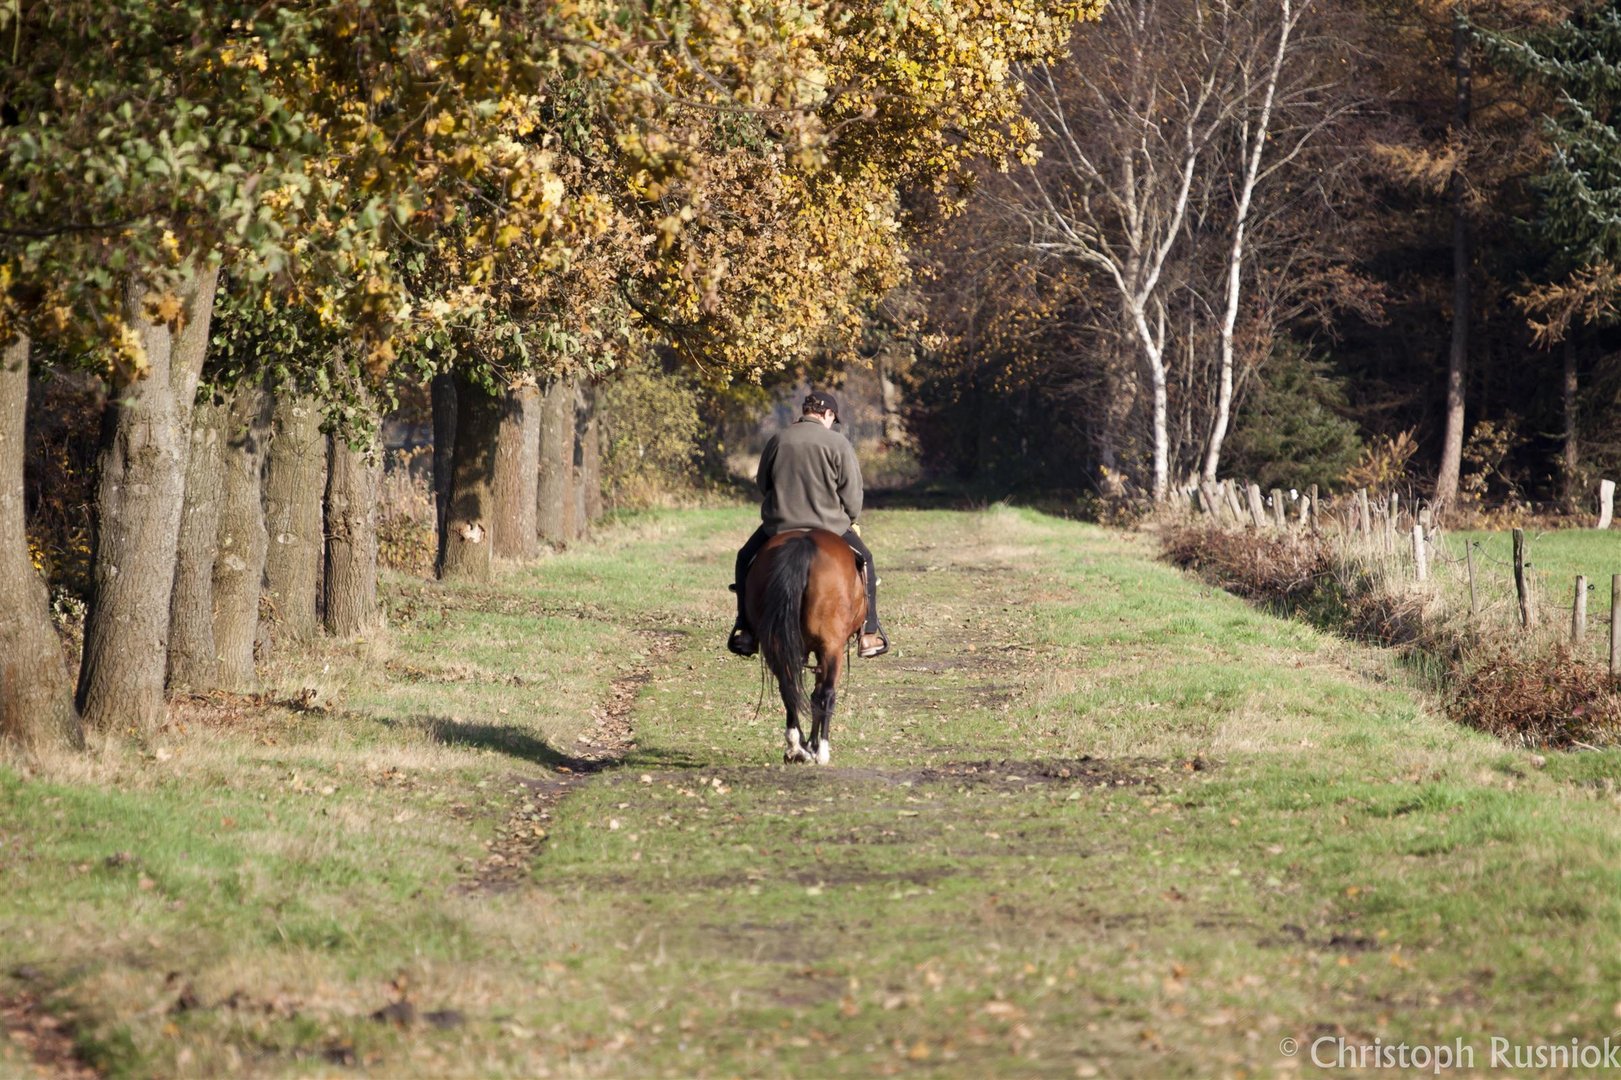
top-left (756, 417), bottom-right (864, 536)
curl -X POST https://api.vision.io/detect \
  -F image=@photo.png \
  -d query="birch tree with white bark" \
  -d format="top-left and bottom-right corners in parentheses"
top-left (1000, 0), bottom-right (1352, 499)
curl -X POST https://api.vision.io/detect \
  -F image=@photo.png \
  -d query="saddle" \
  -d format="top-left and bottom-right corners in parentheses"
top-left (734, 530), bottom-right (867, 583)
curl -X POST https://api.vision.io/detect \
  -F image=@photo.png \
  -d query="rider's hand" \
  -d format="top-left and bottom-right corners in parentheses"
top-left (850, 521), bottom-right (861, 536)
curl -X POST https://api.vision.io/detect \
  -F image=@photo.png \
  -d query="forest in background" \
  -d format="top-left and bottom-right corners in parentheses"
top-left (6, 0), bottom-right (1621, 750)
top-left (906, 0), bottom-right (1621, 514)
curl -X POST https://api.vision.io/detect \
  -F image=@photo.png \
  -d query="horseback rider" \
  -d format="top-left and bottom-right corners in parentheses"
top-left (728, 390), bottom-right (890, 659)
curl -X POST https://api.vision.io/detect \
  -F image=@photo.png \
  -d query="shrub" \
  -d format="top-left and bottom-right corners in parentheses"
top-left (1448, 647), bottom-right (1621, 748)
top-left (1223, 342), bottom-right (1365, 493)
top-left (377, 446), bottom-right (435, 575)
top-left (1160, 522), bottom-right (1332, 603)
top-left (1342, 428), bottom-right (1419, 492)
top-left (598, 364), bottom-right (705, 508)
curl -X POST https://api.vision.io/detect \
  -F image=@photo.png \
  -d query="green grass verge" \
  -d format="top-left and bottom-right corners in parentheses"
top-left (2, 508), bottom-right (1618, 1077)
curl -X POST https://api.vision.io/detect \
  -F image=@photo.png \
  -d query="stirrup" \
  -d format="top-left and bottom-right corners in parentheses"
top-left (858, 631), bottom-right (889, 658)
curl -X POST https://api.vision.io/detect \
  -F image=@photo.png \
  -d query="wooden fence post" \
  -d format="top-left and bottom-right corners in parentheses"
top-left (1611, 575), bottom-right (1621, 678)
top-left (1224, 481), bottom-right (1245, 523)
top-left (1574, 575), bottom-right (1588, 645)
top-left (1465, 541), bottom-right (1479, 615)
top-left (1412, 525), bottom-right (1427, 582)
top-left (1270, 488), bottom-right (1286, 529)
top-left (1245, 483), bottom-right (1265, 529)
top-left (1357, 488), bottom-right (1371, 537)
top-left (1599, 479), bottom-right (1615, 530)
top-left (1513, 528), bottom-right (1535, 629)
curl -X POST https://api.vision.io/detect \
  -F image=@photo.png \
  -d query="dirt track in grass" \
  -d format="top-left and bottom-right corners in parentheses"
top-left (6, 507), bottom-right (1621, 1078)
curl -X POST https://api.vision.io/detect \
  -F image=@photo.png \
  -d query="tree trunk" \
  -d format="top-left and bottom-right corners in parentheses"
top-left (431, 373), bottom-right (456, 560)
top-left (570, 380), bottom-right (590, 538)
top-left (78, 267), bottom-right (219, 732)
top-left (212, 381), bottom-right (271, 690)
top-left (537, 376), bottom-right (573, 543)
top-left (0, 334), bottom-right (80, 749)
top-left (581, 382), bottom-right (603, 524)
top-left (878, 357), bottom-right (905, 446)
top-left (324, 418), bottom-right (380, 637)
top-left (166, 391), bottom-right (224, 691)
top-left (1563, 335), bottom-right (1579, 510)
top-left (439, 372), bottom-right (502, 582)
top-left (1129, 300), bottom-right (1170, 502)
top-left (490, 380), bottom-right (540, 560)
top-left (1202, 0), bottom-right (1295, 485)
top-left (263, 391), bottom-right (325, 642)
top-left (1435, 12), bottom-right (1471, 511)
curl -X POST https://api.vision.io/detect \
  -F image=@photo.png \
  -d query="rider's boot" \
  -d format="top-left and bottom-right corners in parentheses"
top-left (859, 572), bottom-right (889, 658)
top-left (726, 582), bottom-right (757, 657)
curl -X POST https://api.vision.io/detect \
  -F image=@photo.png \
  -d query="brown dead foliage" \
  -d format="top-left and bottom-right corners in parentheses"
top-left (2, 992), bottom-right (97, 1079)
top-left (1448, 648), bottom-right (1621, 749)
top-left (1161, 522), bottom-right (1332, 603)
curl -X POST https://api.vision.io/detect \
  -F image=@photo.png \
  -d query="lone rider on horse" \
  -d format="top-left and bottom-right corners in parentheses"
top-left (728, 390), bottom-right (890, 659)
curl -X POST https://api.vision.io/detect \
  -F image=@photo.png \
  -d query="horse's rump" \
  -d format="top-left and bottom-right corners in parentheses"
top-left (745, 529), bottom-right (866, 751)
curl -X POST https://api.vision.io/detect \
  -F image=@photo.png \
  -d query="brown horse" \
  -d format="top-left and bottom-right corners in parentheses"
top-left (744, 528), bottom-right (866, 765)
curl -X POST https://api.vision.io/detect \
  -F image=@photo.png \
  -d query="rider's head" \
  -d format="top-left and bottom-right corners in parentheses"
top-left (801, 390), bottom-right (840, 429)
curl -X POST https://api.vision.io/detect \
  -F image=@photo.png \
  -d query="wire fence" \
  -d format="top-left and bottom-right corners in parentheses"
top-left (1164, 477), bottom-right (1621, 675)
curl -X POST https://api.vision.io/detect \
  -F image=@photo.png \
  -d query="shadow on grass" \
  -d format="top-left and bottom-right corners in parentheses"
top-left (379, 715), bottom-right (597, 771)
top-left (389, 716), bottom-right (718, 773)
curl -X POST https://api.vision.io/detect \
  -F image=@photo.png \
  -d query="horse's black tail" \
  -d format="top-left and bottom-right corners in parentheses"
top-left (759, 534), bottom-right (816, 722)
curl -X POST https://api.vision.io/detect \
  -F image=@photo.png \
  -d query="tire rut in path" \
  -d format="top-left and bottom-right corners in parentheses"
top-left (461, 628), bottom-right (683, 894)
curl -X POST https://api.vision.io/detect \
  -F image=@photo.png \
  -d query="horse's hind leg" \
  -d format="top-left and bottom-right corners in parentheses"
top-left (809, 650), bottom-right (840, 766)
top-left (781, 677), bottom-right (814, 764)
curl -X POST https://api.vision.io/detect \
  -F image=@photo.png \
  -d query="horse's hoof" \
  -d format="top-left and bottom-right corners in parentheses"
top-left (815, 742), bottom-right (831, 766)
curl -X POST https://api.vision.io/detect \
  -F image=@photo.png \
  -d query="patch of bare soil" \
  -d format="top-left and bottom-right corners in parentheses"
top-left (666, 756), bottom-right (1196, 794)
top-left (1, 991), bottom-right (97, 1079)
top-left (461, 628), bottom-right (684, 894)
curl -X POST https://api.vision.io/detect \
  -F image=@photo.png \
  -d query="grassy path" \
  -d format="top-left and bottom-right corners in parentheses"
top-left (4, 508), bottom-right (1621, 1077)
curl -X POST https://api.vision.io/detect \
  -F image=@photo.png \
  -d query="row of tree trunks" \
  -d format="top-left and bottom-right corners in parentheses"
top-left (435, 374), bottom-right (602, 580)
top-left (0, 334), bottom-right (81, 749)
top-left (264, 392), bottom-right (326, 642)
top-left (78, 269), bottom-right (219, 733)
top-left (10, 273), bottom-right (383, 743)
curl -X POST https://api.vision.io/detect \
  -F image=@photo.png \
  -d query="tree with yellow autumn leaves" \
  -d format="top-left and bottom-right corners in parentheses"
top-left (0, 0), bottom-right (1106, 748)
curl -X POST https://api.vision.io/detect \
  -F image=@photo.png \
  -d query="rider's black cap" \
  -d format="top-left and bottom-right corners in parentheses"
top-left (802, 390), bottom-right (840, 421)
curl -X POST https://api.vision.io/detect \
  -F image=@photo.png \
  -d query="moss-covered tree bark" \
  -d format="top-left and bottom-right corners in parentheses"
top-left (78, 268), bottom-right (218, 732)
top-left (212, 382), bottom-right (272, 690)
top-left (0, 334), bottom-right (81, 749)
top-left (263, 391), bottom-right (325, 642)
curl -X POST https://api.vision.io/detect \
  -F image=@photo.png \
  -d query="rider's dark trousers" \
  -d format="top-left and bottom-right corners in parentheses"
top-left (735, 526), bottom-right (879, 633)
